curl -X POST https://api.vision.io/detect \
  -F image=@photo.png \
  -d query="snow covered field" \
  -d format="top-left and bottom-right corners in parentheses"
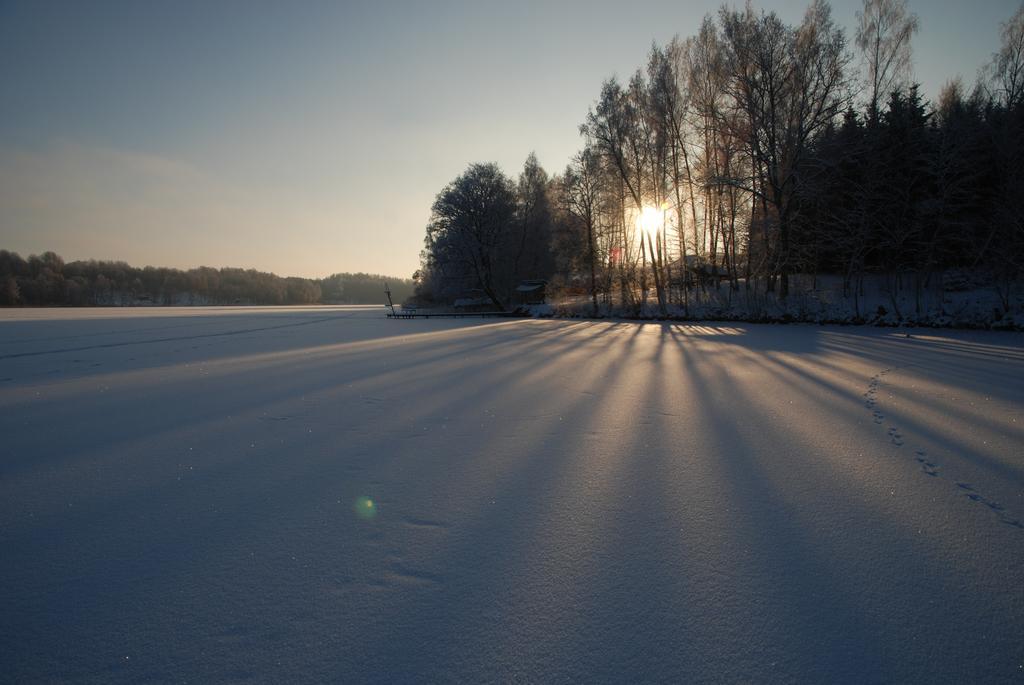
top-left (1, 306), bottom-right (1022, 683)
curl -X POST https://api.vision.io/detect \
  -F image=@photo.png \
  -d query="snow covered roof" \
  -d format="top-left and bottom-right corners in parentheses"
top-left (515, 280), bottom-right (547, 292)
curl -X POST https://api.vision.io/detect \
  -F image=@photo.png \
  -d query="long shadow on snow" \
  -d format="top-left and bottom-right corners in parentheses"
top-left (677, 324), bottom-right (1024, 488)
top-left (0, 320), bottom-right (589, 480)
top-left (0, 309), bottom-right (352, 348)
top-left (0, 321), bottom-right (597, 555)
top-left (0, 312), bottom-right (515, 384)
top-left (673, 325), bottom-right (1022, 683)
top-left (315, 322), bottom-right (659, 681)
top-left (821, 331), bottom-right (1024, 405)
top-left (0, 321), bottom-right (607, 681)
top-left (0, 321), bottom-right (596, 609)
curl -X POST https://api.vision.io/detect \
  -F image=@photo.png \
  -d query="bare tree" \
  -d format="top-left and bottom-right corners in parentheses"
top-left (989, 2), bottom-right (1024, 107)
top-left (584, 76), bottom-right (669, 315)
top-left (856, 0), bottom-right (919, 118)
top-left (720, 0), bottom-right (850, 297)
top-left (656, 37), bottom-right (702, 307)
top-left (561, 147), bottom-right (605, 316)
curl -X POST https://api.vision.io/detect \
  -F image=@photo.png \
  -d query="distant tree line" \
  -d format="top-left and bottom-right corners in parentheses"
top-left (0, 250), bottom-right (414, 306)
top-left (415, 0), bottom-right (1024, 316)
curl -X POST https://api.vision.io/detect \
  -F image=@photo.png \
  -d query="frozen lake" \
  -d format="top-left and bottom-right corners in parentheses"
top-left (1, 306), bottom-right (1022, 682)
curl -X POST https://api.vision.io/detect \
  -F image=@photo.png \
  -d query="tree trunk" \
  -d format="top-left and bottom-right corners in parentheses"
top-left (587, 215), bottom-right (599, 317)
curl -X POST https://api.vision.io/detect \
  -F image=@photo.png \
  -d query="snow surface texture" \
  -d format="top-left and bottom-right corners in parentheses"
top-left (1, 306), bottom-right (1022, 683)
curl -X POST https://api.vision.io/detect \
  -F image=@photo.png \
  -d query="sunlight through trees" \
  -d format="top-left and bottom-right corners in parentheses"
top-left (414, 0), bottom-right (1024, 319)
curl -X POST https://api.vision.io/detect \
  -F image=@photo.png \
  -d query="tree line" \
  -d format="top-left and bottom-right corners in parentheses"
top-left (415, 0), bottom-right (1024, 317)
top-left (0, 250), bottom-right (415, 307)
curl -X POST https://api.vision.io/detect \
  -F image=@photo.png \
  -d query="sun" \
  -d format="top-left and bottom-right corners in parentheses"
top-left (636, 206), bottom-right (663, 238)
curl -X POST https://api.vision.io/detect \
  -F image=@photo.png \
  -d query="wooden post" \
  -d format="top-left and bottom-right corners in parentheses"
top-left (384, 283), bottom-right (396, 317)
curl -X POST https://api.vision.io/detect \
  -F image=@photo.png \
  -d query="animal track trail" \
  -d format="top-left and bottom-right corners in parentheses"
top-left (864, 367), bottom-right (1021, 531)
top-left (956, 483), bottom-right (1023, 528)
top-left (865, 369), bottom-right (907, 452)
top-left (864, 369), bottom-right (890, 423)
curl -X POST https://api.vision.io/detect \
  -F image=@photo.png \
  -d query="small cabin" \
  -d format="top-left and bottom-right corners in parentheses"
top-left (515, 280), bottom-right (547, 305)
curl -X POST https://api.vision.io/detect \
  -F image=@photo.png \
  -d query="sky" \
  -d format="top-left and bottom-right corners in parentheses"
top-left (0, 0), bottom-right (1019, 280)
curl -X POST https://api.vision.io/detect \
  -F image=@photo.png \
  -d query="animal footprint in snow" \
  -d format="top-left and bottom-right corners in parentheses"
top-left (887, 427), bottom-right (904, 446)
top-left (965, 491), bottom-right (1006, 512)
top-left (957, 483), bottom-right (1022, 530)
top-left (914, 455), bottom-right (939, 476)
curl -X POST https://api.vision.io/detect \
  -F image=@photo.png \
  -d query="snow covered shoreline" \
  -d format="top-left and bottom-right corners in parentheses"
top-left (546, 306), bottom-right (1024, 330)
top-left (543, 273), bottom-right (1024, 331)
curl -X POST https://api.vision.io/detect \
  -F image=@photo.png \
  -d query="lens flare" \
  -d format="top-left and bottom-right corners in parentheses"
top-left (354, 495), bottom-right (377, 519)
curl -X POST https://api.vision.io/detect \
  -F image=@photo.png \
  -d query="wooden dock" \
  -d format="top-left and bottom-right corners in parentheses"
top-left (383, 284), bottom-right (523, 319)
top-left (386, 310), bottom-right (522, 319)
